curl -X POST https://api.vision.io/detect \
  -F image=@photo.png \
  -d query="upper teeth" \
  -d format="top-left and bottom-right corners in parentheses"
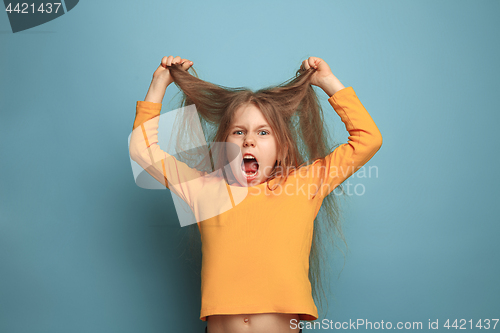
top-left (243, 155), bottom-right (255, 159)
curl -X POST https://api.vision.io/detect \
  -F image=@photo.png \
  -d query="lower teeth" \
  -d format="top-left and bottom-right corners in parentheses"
top-left (245, 170), bottom-right (257, 176)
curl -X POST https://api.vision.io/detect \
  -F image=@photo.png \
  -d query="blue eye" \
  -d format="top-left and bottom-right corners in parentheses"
top-left (233, 130), bottom-right (269, 135)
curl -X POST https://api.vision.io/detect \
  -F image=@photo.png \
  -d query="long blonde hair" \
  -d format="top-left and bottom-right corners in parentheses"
top-left (166, 62), bottom-right (349, 318)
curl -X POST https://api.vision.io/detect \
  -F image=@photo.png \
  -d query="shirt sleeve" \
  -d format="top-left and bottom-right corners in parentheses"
top-left (310, 86), bottom-right (383, 199)
top-left (129, 100), bottom-right (207, 206)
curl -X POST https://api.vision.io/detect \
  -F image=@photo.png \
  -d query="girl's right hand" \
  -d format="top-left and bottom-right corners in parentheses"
top-left (152, 55), bottom-right (193, 86)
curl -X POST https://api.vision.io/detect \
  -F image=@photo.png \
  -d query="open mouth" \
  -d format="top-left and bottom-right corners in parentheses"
top-left (241, 153), bottom-right (259, 178)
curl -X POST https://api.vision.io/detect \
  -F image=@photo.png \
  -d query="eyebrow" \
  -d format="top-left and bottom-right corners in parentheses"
top-left (231, 124), bottom-right (270, 129)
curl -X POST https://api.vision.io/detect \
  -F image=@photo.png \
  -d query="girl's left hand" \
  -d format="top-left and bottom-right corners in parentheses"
top-left (300, 57), bottom-right (335, 89)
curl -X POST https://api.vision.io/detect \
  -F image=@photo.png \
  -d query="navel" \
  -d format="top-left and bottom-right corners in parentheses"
top-left (243, 317), bottom-right (249, 323)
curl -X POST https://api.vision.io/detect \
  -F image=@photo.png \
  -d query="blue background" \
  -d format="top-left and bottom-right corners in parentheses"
top-left (1, 0), bottom-right (499, 332)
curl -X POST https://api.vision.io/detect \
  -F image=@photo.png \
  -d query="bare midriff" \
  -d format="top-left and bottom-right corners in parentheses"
top-left (207, 313), bottom-right (301, 333)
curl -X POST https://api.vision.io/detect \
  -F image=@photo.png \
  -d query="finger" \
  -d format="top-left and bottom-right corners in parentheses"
top-left (180, 58), bottom-right (191, 66)
top-left (302, 60), bottom-right (310, 70)
top-left (181, 59), bottom-right (193, 70)
top-left (315, 57), bottom-right (322, 68)
top-left (161, 56), bottom-right (169, 67)
top-left (308, 57), bottom-right (318, 69)
top-left (166, 55), bottom-right (174, 66)
top-left (172, 56), bottom-right (182, 65)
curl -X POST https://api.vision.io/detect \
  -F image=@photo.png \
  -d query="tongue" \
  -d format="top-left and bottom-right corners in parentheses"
top-left (243, 160), bottom-right (258, 173)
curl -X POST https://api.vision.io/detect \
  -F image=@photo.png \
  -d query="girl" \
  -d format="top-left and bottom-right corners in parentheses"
top-left (129, 55), bottom-right (382, 333)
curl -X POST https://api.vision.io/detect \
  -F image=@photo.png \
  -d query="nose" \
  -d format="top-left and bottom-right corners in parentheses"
top-left (243, 134), bottom-right (255, 147)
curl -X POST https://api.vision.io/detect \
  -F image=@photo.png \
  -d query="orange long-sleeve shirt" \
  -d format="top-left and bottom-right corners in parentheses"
top-left (129, 86), bottom-right (382, 321)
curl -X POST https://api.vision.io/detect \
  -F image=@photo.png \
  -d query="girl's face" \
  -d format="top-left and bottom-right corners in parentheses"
top-left (225, 103), bottom-right (278, 187)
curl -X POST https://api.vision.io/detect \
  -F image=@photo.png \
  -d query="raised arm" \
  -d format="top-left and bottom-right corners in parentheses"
top-left (129, 56), bottom-right (207, 206)
top-left (300, 57), bottom-right (383, 198)
top-left (314, 86), bottom-right (383, 197)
